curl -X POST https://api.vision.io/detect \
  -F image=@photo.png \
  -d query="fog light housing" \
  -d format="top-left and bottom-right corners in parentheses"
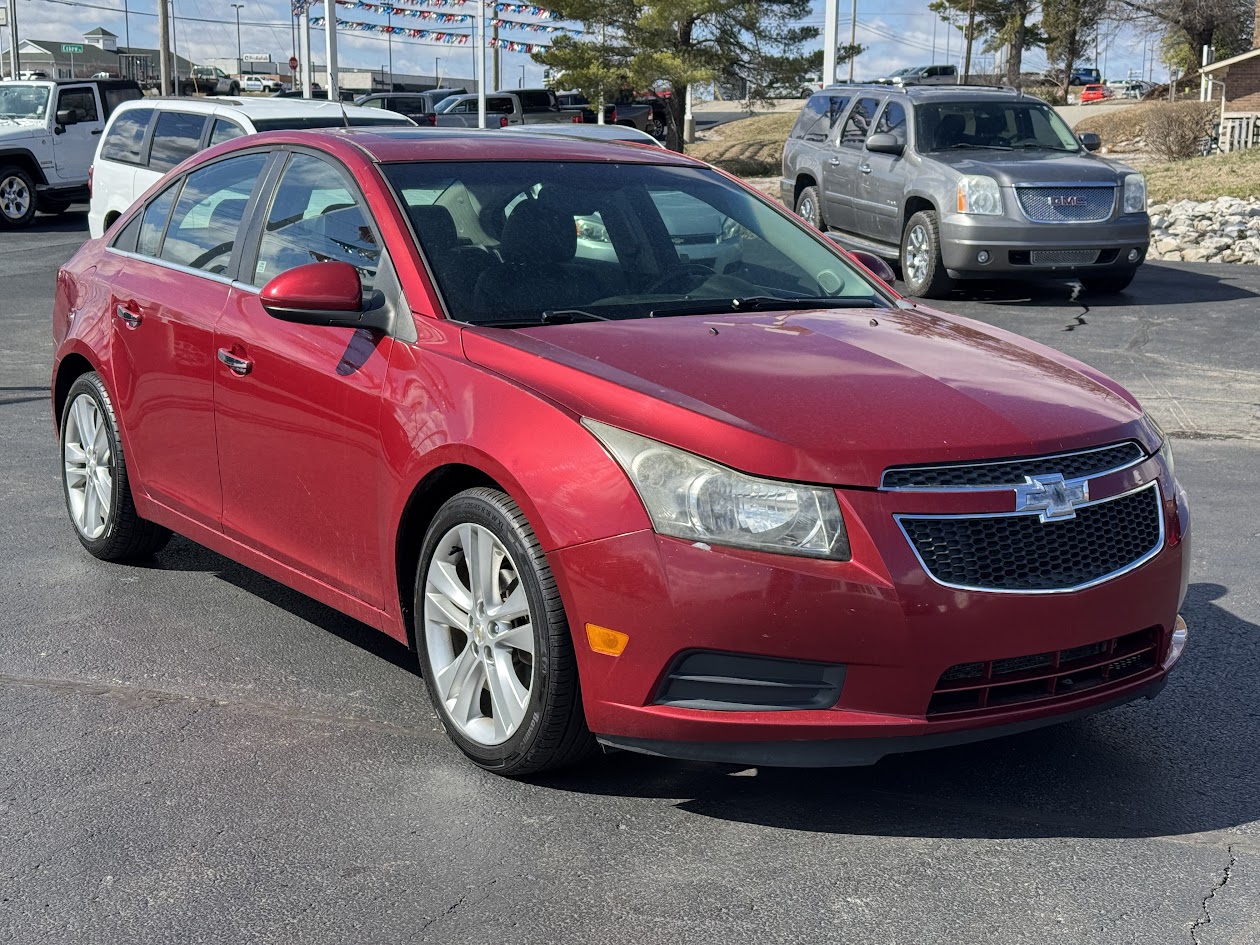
top-left (1127, 248), bottom-right (1141, 263)
top-left (1166, 615), bottom-right (1188, 667)
top-left (977, 250), bottom-right (991, 264)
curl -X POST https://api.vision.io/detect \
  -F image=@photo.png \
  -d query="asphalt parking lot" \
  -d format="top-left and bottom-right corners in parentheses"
top-left (3, 208), bottom-right (1258, 944)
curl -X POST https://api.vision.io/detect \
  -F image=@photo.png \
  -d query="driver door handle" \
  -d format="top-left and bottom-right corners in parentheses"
top-left (114, 303), bottom-right (142, 328)
top-left (859, 163), bottom-right (872, 174)
top-left (217, 348), bottom-right (253, 377)
top-left (827, 157), bottom-right (842, 166)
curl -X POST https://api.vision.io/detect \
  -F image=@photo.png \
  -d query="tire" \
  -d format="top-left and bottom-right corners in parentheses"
top-left (900, 209), bottom-right (954, 298)
top-left (60, 372), bottom-right (172, 561)
top-left (795, 185), bottom-right (824, 230)
top-left (38, 197), bottom-right (72, 216)
top-left (0, 164), bottom-right (37, 229)
top-left (180, 82), bottom-right (196, 96)
top-left (415, 487), bottom-right (595, 776)
top-left (228, 82), bottom-right (239, 96)
top-left (1079, 268), bottom-right (1137, 294)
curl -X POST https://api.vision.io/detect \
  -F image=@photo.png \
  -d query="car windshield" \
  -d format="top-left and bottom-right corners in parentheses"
top-left (917, 101), bottom-right (1080, 152)
top-left (0, 85), bottom-right (50, 120)
top-left (382, 160), bottom-right (890, 327)
top-left (434, 96), bottom-right (463, 114)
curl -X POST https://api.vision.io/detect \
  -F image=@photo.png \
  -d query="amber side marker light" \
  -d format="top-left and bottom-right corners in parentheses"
top-left (586, 624), bottom-right (629, 656)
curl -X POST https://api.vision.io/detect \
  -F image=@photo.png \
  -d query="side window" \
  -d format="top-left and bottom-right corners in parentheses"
top-left (111, 210), bottom-right (143, 251)
top-left (208, 118), bottom-right (246, 147)
top-left (839, 97), bottom-right (880, 148)
top-left (100, 109), bottom-right (152, 163)
top-left (137, 184), bottom-right (178, 258)
top-left (158, 154), bottom-right (267, 273)
top-left (148, 111), bottom-right (209, 173)
top-left (252, 153), bottom-right (378, 290)
top-left (361, 97), bottom-right (383, 108)
top-left (873, 101), bottom-right (907, 144)
top-left (103, 86), bottom-right (143, 114)
top-left (57, 88), bottom-right (99, 123)
top-left (790, 94), bottom-right (829, 141)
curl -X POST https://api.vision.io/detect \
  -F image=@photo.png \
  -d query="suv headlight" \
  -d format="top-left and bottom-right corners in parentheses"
top-left (584, 419), bottom-right (851, 559)
top-left (1122, 174), bottom-right (1146, 214)
top-left (956, 175), bottom-right (1003, 215)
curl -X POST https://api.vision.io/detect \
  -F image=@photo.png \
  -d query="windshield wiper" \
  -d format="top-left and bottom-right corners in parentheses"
top-left (648, 296), bottom-right (882, 318)
top-left (943, 143), bottom-right (1013, 151)
top-left (539, 309), bottom-right (611, 323)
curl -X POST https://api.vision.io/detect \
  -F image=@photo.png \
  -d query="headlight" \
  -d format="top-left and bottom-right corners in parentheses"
top-left (1146, 412), bottom-right (1174, 477)
top-left (956, 175), bottom-right (1003, 215)
top-left (1123, 174), bottom-right (1146, 214)
top-left (584, 419), bottom-right (851, 560)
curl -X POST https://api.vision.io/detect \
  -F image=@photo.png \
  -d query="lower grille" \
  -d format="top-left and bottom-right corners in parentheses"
top-left (928, 627), bottom-right (1161, 716)
top-left (1030, 249), bottom-right (1101, 266)
top-left (898, 482), bottom-right (1162, 592)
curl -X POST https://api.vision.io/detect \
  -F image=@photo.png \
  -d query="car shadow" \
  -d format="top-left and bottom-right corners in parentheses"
top-left (534, 582), bottom-right (1258, 841)
top-left (29, 208), bottom-right (90, 234)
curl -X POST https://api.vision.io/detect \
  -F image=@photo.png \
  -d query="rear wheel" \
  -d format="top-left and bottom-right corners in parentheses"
top-left (415, 488), bottom-right (595, 776)
top-left (1079, 269), bottom-right (1137, 294)
top-left (900, 210), bottom-right (954, 298)
top-left (795, 185), bottom-right (824, 230)
top-left (0, 164), bottom-right (37, 229)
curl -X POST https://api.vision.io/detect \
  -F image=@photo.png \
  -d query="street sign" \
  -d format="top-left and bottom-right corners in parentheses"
top-left (61, 43), bottom-right (84, 54)
top-left (288, 56), bottom-right (299, 71)
top-left (0, 9), bottom-right (8, 27)
top-left (243, 53), bottom-right (270, 62)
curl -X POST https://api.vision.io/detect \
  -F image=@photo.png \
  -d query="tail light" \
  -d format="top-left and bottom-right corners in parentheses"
top-left (499, 115), bottom-right (509, 128)
top-left (571, 114), bottom-right (583, 123)
top-left (423, 113), bottom-right (436, 126)
top-left (609, 107), bottom-right (617, 123)
top-left (88, 164), bottom-right (94, 197)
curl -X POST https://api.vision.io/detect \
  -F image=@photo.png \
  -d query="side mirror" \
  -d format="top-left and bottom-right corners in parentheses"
top-left (54, 108), bottom-right (79, 133)
top-left (865, 133), bottom-right (904, 156)
top-left (847, 249), bottom-right (897, 285)
top-left (1079, 132), bottom-right (1101, 152)
top-left (260, 261), bottom-right (389, 331)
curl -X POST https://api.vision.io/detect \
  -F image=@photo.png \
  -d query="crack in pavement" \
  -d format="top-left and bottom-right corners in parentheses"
top-left (1189, 844), bottom-right (1236, 945)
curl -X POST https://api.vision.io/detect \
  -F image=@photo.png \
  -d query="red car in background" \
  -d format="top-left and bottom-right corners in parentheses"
top-left (1080, 83), bottom-right (1113, 103)
top-left (51, 129), bottom-right (1190, 776)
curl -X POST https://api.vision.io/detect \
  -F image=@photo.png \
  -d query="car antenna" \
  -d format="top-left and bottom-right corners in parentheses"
top-left (338, 95), bottom-right (350, 129)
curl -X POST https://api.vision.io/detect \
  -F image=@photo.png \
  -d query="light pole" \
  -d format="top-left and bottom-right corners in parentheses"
top-left (519, 64), bottom-right (524, 88)
top-left (435, 56), bottom-right (443, 86)
top-left (231, 3), bottom-right (243, 74)
top-left (386, 8), bottom-right (392, 90)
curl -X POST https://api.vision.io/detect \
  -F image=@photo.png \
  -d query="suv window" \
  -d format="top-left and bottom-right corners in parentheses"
top-left (100, 109), bottom-right (152, 163)
top-left (57, 88), bottom-right (99, 123)
top-left (252, 153), bottom-right (379, 289)
top-left (149, 111), bottom-right (209, 172)
top-left (102, 85), bottom-right (143, 114)
top-left (516, 90), bottom-right (553, 109)
top-left (158, 154), bottom-right (267, 273)
top-left (839, 97), bottom-right (880, 148)
top-left (790, 93), bottom-right (850, 142)
top-left (208, 118), bottom-right (246, 147)
top-left (873, 101), bottom-right (907, 144)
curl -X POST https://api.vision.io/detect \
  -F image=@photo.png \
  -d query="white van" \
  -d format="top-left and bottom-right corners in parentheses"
top-left (88, 96), bottom-right (415, 238)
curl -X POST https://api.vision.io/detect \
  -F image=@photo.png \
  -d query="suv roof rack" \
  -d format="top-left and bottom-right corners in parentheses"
top-left (823, 81), bottom-right (1023, 95)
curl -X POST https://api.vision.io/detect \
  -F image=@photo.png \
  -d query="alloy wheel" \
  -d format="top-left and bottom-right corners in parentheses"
top-left (423, 522), bottom-right (536, 746)
top-left (904, 224), bottom-right (930, 285)
top-left (799, 194), bottom-right (817, 225)
top-left (0, 173), bottom-right (31, 221)
top-left (63, 393), bottom-right (114, 540)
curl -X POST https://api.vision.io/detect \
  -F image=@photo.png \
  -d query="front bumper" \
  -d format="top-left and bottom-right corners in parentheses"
top-left (939, 210), bottom-right (1150, 278)
top-left (551, 460), bottom-right (1190, 766)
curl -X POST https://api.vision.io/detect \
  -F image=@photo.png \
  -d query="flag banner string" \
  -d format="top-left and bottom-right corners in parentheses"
top-left (309, 15), bottom-right (472, 42)
top-left (330, 0), bottom-right (576, 30)
top-left (320, 0), bottom-right (561, 18)
top-left (487, 36), bottom-right (549, 52)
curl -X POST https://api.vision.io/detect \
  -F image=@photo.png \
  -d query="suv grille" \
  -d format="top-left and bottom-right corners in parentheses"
top-left (881, 442), bottom-right (1145, 490)
top-left (928, 627), bottom-right (1161, 716)
top-left (1016, 185), bottom-right (1116, 223)
top-left (898, 482), bottom-right (1162, 592)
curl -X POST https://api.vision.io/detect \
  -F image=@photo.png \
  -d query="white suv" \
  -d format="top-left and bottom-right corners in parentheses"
top-left (88, 96), bottom-right (415, 238)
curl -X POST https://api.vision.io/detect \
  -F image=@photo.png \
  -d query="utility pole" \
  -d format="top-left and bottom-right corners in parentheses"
top-left (231, 3), bottom-right (243, 72)
top-left (822, 0), bottom-right (838, 85)
top-left (475, 0), bottom-right (486, 127)
top-left (5, 0), bottom-right (19, 79)
top-left (158, 0), bottom-right (171, 94)
top-left (386, 9), bottom-right (392, 90)
top-left (323, 6), bottom-right (338, 100)
top-left (123, 0), bottom-right (130, 53)
top-left (847, 0), bottom-right (857, 81)
top-left (962, 0), bottom-right (976, 83)
top-left (491, 21), bottom-right (500, 91)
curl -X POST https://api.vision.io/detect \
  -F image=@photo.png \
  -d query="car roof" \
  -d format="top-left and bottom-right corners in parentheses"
top-left (111, 95), bottom-right (398, 121)
top-left (502, 124), bottom-right (664, 147)
top-left (228, 126), bottom-right (699, 166)
top-left (821, 83), bottom-right (1035, 103)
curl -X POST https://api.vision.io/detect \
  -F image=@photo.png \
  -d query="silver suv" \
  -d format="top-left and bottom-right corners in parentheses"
top-left (780, 84), bottom-right (1149, 297)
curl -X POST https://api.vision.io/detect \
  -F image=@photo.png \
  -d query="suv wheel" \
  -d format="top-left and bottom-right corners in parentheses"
top-left (0, 164), bottom-right (37, 229)
top-left (795, 185), bottom-right (825, 231)
top-left (901, 210), bottom-right (953, 298)
top-left (1079, 269), bottom-right (1137, 294)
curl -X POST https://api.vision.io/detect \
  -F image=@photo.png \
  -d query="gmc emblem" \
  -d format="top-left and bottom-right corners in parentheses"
top-left (1049, 195), bottom-right (1085, 207)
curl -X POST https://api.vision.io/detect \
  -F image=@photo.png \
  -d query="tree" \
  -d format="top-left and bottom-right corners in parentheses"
top-left (534, 0), bottom-right (819, 150)
top-left (1107, 0), bottom-right (1254, 79)
top-left (1042, 0), bottom-right (1105, 98)
top-left (929, 0), bottom-right (1045, 86)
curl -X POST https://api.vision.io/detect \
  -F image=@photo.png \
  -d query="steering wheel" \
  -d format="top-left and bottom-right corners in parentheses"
top-left (643, 262), bottom-right (715, 294)
top-left (189, 241), bottom-right (234, 272)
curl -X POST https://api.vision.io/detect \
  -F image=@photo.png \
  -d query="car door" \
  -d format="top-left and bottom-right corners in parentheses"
top-left (51, 85), bottom-right (104, 184)
top-left (214, 149), bottom-right (395, 606)
top-left (823, 96), bottom-right (881, 234)
top-left (100, 151), bottom-right (269, 528)
top-left (856, 99), bottom-right (909, 244)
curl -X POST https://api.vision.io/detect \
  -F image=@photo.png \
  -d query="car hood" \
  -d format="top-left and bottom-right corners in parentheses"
top-left (460, 307), bottom-right (1155, 487)
top-left (0, 118), bottom-right (43, 137)
top-left (926, 149), bottom-right (1134, 185)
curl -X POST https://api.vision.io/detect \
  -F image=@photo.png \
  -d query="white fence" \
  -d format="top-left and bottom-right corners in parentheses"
top-left (1219, 112), bottom-right (1260, 152)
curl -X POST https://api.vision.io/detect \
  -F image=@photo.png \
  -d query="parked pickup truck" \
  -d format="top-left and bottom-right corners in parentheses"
top-left (0, 78), bottom-right (142, 228)
top-left (184, 66), bottom-right (239, 97)
top-left (554, 91), bottom-right (656, 133)
top-left (433, 92), bottom-right (580, 127)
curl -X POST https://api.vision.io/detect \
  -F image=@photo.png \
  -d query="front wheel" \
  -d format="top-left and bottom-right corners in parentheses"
top-left (60, 372), bottom-right (172, 561)
top-left (1079, 269), bottom-right (1137, 294)
top-left (415, 488), bottom-right (594, 776)
top-left (795, 185), bottom-right (824, 231)
top-left (900, 210), bottom-right (954, 298)
top-left (0, 164), bottom-right (37, 229)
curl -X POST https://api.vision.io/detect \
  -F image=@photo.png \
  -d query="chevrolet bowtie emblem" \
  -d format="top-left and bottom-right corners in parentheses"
top-left (1013, 473), bottom-right (1089, 522)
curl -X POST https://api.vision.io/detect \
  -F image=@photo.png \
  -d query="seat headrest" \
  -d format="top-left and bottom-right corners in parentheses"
top-left (498, 199), bottom-right (575, 265)
top-left (209, 197), bottom-right (248, 233)
top-left (409, 204), bottom-right (460, 251)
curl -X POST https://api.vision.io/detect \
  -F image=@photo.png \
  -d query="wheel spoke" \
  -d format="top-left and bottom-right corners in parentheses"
top-left (429, 559), bottom-right (472, 614)
top-left (92, 468), bottom-right (112, 510)
top-left (495, 621), bottom-right (534, 656)
top-left (449, 657), bottom-right (487, 726)
top-left (426, 586), bottom-right (471, 631)
top-left (486, 582), bottom-right (527, 622)
top-left (474, 530), bottom-right (499, 606)
top-left (485, 650), bottom-right (528, 738)
top-left (83, 473), bottom-right (100, 534)
top-left (432, 641), bottom-right (477, 704)
top-left (64, 442), bottom-right (88, 465)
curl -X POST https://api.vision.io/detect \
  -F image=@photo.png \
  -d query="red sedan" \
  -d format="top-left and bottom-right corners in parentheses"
top-left (52, 129), bottom-right (1190, 775)
top-left (1080, 84), bottom-right (1113, 103)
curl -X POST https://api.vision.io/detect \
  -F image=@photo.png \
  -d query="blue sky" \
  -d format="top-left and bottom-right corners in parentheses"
top-left (2, 0), bottom-right (1167, 89)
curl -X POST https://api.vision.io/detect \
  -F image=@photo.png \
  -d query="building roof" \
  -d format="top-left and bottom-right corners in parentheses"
top-left (1200, 47), bottom-right (1260, 74)
top-left (84, 27), bottom-right (118, 37)
top-left (20, 39), bottom-right (193, 73)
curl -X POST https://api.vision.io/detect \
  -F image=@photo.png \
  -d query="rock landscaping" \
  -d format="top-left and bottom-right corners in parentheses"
top-left (1146, 196), bottom-right (1260, 265)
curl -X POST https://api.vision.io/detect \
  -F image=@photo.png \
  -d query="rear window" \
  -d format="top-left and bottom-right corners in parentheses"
top-left (516, 90), bottom-right (554, 110)
top-left (148, 111), bottom-right (208, 172)
top-left (102, 86), bottom-right (143, 114)
top-left (250, 114), bottom-right (412, 130)
top-left (100, 109), bottom-right (152, 164)
top-left (791, 94), bottom-right (849, 142)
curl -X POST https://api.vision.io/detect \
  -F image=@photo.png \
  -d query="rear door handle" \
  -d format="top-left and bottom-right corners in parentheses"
top-left (859, 163), bottom-right (872, 174)
top-left (827, 157), bottom-right (841, 166)
top-left (90, 128), bottom-right (103, 135)
top-left (114, 303), bottom-right (142, 328)
top-left (217, 348), bottom-right (253, 377)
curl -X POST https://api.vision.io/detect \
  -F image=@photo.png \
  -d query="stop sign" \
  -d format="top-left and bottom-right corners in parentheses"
top-left (289, 56), bottom-right (299, 71)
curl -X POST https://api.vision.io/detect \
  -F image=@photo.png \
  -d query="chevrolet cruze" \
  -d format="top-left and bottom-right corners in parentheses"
top-left (52, 129), bottom-right (1190, 775)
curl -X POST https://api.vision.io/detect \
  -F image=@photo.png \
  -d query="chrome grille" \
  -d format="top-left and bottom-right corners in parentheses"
top-left (897, 482), bottom-right (1163, 592)
top-left (881, 442), bottom-right (1145, 490)
top-left (1016, 186), bottom-right (1116, 223)
top-left (1030, 249), bottom-right (1101, 266)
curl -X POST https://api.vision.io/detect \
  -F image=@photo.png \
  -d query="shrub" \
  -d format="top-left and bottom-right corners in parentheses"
top-left (1143, 101), bottom-right (1217, 161)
